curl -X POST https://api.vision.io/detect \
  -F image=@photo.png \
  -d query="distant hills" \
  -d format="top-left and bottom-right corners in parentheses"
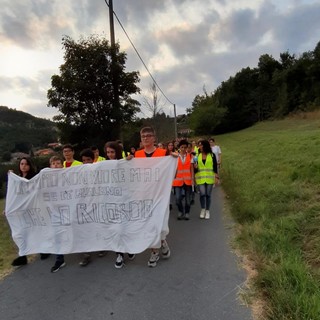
top-left (0, 106), bottom-right (58, 158)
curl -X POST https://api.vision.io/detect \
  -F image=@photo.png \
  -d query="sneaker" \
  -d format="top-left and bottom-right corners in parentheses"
top-left (98, 251), bottom-right (107, 257)
top-left (205, 210), bottom-right (210, 219)
top-left (148, 251), bottom-right (160, 267)
top-left (11, 256), bottom-right (27, 267)
top-left (40, 253), bottom-right (51, 260)
top-left (115, 254), bottom-right (124, 269)
top-left (79, 255), bottom-right (91, 267)
top-left (200, 209), bottom-right (205, 219)
top-left (51, 261), bottom-right (66, 273)
top-left (177, 212), bottom-right (184, 220)
top-left (161, 240), bottom-right (171, 259)
top-left (128, 254), bottom-right (136, 260)
top-left (184, 213), bottom-right (190, 220)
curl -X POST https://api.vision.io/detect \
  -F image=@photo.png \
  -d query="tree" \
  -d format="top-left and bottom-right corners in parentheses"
top-left (256, 54), bottom-right (281, 120)
top-left (141, 82), bottom-right (168, 135)
top-left (142, 82), bottom-right (165, 118)
top-left (188, 92), bottom-right (226, 135)
top-left (47, 35), bottom-right (141, 146)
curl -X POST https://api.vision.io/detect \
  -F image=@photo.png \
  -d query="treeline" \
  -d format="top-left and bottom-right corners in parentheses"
top-left (0, 106), bottom-right (58, 158)
top-left (188, 41), bottom-right (320, 135)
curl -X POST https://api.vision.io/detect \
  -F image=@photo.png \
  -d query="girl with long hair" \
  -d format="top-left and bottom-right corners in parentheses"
top-left (194, 140), bottom-right (219, 220)
top-left (10, 158), bottom-right (51, 266)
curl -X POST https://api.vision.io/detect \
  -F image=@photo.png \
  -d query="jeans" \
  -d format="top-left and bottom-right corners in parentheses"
top-left (198, 183), bottom-right (214, 210)
top-left (174, 184), bottom-right (192, 214)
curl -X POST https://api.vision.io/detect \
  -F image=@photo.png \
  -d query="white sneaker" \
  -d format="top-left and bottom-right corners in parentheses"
top-left (205, 210), bottom-right (210, 219)
top-left (200, 209), bottom-right (205, 219)
top-left (148, 251), bottom-right (160, 267)
top-left (115, 254), bottom-right (124, 269)
top-left (161, 240), bottom-right (171, 259)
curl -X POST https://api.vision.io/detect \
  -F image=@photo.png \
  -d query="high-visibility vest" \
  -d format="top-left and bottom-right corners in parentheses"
top-left (94, 156), bottom-right (106, 162)
top-left (135, 148), bottom-right (166, 158)
top-left (122, 150), bottom-right (130, 159)
top-left (195, 153), bottom-right (215, 185)
top-left (63, 160), bottom-right (82, 168)
top-left (172, 153), bottom-right (192, 187)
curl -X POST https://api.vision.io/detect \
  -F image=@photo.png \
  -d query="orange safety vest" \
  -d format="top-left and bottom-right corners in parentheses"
top-left (135, 148), bottom-right (166, 158)
top-left (172, 153), bottom-right (193, 187)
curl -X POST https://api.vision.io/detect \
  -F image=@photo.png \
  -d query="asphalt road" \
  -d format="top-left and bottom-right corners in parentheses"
top-left (0, 186), bottom-right (252, 320)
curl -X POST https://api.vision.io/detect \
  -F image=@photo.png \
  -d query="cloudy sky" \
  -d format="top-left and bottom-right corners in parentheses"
top-left (1, 0), bottom-right (320, 119)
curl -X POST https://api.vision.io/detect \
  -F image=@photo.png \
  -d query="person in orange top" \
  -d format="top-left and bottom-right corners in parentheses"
top-left (134, 126), bottom-right (177, 267)
top-left (172, 139), bottom-right (194, 220)
top-left (135, 127), bottom-right (167, 158)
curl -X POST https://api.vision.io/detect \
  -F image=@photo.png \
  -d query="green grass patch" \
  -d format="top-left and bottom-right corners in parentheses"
top-left (219, 114), bottom-right (320, 319)
top-left (0, 198), bottom-right (19, 278)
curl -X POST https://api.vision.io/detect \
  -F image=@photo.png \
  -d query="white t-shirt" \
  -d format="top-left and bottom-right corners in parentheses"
top-left (211, 145), bottom-right (221, 163)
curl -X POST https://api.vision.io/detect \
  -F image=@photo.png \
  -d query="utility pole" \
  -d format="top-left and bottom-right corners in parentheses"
top-left (108, 0), bottom-right (121, 139)
top-left (109, 0), bottom-right (115, 47)
top-left (173, 104), bottom-right (178, 140)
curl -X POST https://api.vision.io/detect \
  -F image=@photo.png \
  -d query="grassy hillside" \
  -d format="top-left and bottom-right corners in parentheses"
top-left (1, 112), bottom-right (320, 318)
top-left (0, 106), bottom-right (58, 155)
top-left (218, 111), bottom-right (320, 319)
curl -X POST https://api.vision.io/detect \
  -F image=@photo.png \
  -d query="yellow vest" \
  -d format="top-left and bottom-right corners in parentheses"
top-left (195, 153), bottom-right (215, 184)
top-left (63, 160), bottom-right (82, 168)
top-left (122, 151), bottom-right (130, 159)
top-left (94, 156), bottom-right (106, 162)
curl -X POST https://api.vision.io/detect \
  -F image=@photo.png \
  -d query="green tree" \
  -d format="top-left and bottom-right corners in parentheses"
top-left (256, 54), bottom-right (281, 120)
top-left (272, 51), bottom-right (296, 117)
top-left (188, 93), bottom-right (226, 135)
top-left (47, 35), bottom-right (141, 145)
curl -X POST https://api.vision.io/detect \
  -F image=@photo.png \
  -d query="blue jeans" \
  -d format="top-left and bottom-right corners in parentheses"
top-left (174, 185), bottom-right (192, 214)
top-left (198, 183), bottom-right (214, 210)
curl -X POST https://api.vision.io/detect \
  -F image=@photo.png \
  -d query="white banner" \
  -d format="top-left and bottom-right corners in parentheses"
top-left (5, 157), bottom-right (177, 256)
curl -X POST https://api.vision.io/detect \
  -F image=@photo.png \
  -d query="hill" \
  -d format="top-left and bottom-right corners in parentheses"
top-left (0, 106), bottom-right (58, 158)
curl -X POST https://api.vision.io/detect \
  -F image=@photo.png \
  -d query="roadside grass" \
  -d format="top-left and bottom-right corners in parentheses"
top-left (218, 112), bottom-right (320, 319)
top-left (0, 198), bottom-right (18, 278)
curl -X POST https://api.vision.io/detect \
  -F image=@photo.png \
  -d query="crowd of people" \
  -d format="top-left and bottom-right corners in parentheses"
top-left (5, 127), bottom-right (222, 273)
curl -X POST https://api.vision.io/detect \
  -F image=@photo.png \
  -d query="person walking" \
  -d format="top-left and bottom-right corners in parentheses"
top-left (9, 158), bottom-right (50, 266)
top-left (105, 141), bottom-right (136, 269)
top-left (62, 144), bottom-right (82, 168)
top-left (134, 127), bottom-right (176, 267)
top-left (209, 138), bottom-right (222, 173)
top-left (194, 140), bottom-right (219, 220)
top-left (172, 140), bottom-right (194, 220)
top-left (49, 155), bottom-right (67, 273)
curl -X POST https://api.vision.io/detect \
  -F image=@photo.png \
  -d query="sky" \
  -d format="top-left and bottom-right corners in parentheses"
top-left (1, 0), bottom-right (320, 120)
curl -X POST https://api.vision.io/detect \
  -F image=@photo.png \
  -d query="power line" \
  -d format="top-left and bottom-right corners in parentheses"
top-left (104, 0), bottom-right (175, 106)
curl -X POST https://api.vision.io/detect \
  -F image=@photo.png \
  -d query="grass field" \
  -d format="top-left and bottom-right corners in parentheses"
top-left (1, 112), bottom-right (320, 318)
top-left (218, 111), bottom-right (320, 319)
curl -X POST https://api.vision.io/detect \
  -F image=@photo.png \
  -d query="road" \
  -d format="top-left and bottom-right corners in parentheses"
top-left (0, 186), bottom-right (252, 320)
